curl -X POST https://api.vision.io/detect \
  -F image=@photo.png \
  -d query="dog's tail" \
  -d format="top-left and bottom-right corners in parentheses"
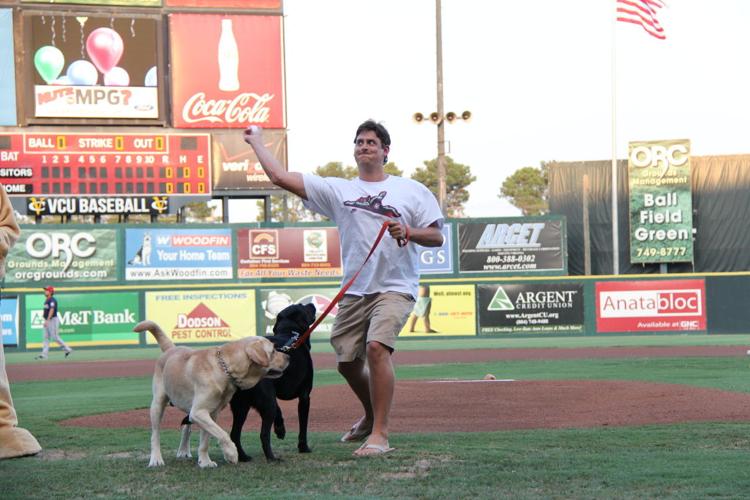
top-left (133, 320), bottom-right (174, 352)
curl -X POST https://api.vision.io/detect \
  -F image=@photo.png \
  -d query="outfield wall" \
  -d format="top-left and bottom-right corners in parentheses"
top-left (4, 218), bottom-right (745, 351)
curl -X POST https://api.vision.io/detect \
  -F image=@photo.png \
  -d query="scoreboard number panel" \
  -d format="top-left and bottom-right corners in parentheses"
top-left (0, 132), bottom-right (210, 197)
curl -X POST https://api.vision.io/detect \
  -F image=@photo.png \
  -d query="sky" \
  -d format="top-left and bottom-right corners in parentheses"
top-left (271, 0), bottom-right (750, 219)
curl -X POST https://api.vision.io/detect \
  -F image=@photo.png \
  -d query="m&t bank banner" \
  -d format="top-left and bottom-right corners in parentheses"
top-left (628, 139), bottom-right (694, 264)
top-left (25, 292), bottom-right (140, 348)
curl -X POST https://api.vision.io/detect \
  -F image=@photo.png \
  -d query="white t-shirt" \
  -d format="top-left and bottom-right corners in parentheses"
top-left (302, 174), bottom-right (444, 298)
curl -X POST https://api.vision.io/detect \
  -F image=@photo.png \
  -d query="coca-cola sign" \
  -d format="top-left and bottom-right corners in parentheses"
top-left (169, 13), bottom-right (284, 129)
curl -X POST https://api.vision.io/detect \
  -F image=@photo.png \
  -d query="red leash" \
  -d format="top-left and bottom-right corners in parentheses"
top-left (288, 220), bottom-right (402, 350)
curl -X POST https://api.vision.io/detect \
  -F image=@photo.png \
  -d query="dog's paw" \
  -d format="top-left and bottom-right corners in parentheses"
top-left (223, 446), bottom-right (239, 464)
top-left (176, 449), bottom-right (192, 459)
top-left (266, 456), bottom-right (283, 463)
top-left (198, 458), bottom-right (218, 468)
top-left (298, 444), bottom-right (311, 453)
top-left (148, 457), bottom-right (165, 467)
top-left (238, 453), bottom-right (252, 462)
top-left (274, 424), bottom-right (286, 440)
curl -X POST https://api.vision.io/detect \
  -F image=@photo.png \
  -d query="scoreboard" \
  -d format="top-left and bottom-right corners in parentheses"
top-left (0, 132), bottom-right (211, 198)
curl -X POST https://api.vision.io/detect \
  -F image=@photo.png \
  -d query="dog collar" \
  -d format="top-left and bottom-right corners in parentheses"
top-left (216, 349), bottom-right (242, 388)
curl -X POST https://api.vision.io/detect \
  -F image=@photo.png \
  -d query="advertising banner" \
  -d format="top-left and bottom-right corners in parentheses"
top-left (417, 224), bottom-right (453, 275)
top-left (23, 1), bottom-right (160, 5)
top-left (144, 289), bottom-right (256, 344)
top-left (6, 228), bottom-right (117, 284)
top-left (237, 227), bottom-right (342, 278)
top-left (628, 139), bottom-right (693, 264)
top-left (166, 0), bottom-right (281, 11)
top-left (211, 129), bottom-right (285, 191)
top-left (28, 14), bottom-right (160, 119)
top-left (458, 219), bottom-right (565, 274)
top-left (0, 9), bottom-right (16, 125)
top-left (258, 287), bottom-right (339, 338)
top-left (477, 283), bottom-right (584, 334)
top-left (26, 195), bottom-right (169, 217)
top-left (1, 297), bottom-right (19, 347)
top-left (25, 292), bottom-right (140, 347)
top-left (169, 13), bottom-right (284, 128)
top-left (0, 132), bottom-right (210, 200)
top-left (400, 284), bottom-right (475, 337)
top-left (596, 279), bottom-right (706, 332)
top-left (125, 228), bottom-right (233, 281)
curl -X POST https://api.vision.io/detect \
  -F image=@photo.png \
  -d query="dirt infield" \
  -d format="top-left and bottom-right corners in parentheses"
top-left (15, 345), bottom-right (750, 433)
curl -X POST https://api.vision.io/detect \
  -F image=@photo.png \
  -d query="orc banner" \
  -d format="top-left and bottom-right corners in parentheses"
top-left (458, 218), bottom-right (566, 274)
top-left (5, 228), bottom-right (117, 283)
top-left (628, 139), bottom-right (694, 264)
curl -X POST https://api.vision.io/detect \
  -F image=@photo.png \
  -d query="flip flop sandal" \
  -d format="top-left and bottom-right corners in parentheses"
top-left (340, 422), bottom-right (372, 443)
top-left (353, 443), bottom-right (395, 457)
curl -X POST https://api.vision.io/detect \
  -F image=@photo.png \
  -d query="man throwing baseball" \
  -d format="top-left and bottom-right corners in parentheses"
top-left (243, 120), bottom-right (443, 456)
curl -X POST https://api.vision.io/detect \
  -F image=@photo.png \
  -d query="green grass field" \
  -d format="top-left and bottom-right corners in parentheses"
top-left (3, 335), bottom-right (750, 499)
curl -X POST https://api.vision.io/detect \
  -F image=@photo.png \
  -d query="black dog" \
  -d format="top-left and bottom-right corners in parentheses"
top-left (232, 302), bottom-right (316, 461)
top-left (180, 303), bottom-right (316, 462)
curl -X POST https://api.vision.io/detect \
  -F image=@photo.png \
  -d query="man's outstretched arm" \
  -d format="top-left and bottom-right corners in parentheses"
top-left (243, 126), bottom-right (307, 199)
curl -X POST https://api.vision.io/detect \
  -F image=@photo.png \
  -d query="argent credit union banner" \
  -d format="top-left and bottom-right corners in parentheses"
top-left (628, 139), bottom-right (694, 264)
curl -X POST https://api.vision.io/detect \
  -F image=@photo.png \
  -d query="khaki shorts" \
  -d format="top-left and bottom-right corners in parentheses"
top-left (330, 292), bottom-right (415, 363)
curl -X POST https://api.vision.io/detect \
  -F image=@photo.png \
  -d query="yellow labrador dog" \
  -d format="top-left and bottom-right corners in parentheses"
top-left (134, 320), bottom-right (289, 468)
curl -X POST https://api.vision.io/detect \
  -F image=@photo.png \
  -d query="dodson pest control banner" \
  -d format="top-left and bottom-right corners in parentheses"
top-left (144, 289), bottom-right (256, 344)
top-left (595, 279), bottom-right (706, 333)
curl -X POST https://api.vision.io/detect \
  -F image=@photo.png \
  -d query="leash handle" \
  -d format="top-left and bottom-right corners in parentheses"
top-left (290, 220), bottom-right (393, 350)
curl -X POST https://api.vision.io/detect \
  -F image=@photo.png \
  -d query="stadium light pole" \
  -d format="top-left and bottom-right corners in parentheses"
top-left (412, 0), bottom-right (471, 214)
top-left (436, 0), bottom-right (446, 214)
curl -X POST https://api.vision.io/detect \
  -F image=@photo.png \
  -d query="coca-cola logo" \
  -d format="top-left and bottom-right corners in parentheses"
top-left (182, 92), bottom-right (274, 124)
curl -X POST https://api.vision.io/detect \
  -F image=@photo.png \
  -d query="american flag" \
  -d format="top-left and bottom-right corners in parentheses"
top-left (617, 0), bottom-right (666, 40)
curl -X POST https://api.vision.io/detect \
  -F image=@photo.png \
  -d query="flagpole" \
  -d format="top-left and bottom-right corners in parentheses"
top-left (611, 0), bottom-right (620, 275)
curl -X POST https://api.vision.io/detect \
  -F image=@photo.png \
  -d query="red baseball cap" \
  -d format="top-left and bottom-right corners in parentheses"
top-left (43, 286), bottom-right (54, 294)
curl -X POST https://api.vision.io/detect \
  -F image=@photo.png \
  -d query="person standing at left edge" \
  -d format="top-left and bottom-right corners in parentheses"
top-left (36, 286), bottom-right (72, 360)
top-left (0, 186), bottom-right (42, 459)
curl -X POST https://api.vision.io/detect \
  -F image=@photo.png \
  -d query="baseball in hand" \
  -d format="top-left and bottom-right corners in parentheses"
top-left (248, 125), bottom-right (261, 135)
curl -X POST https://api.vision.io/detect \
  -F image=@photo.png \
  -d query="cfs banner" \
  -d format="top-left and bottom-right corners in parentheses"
top-left (400, 284), bottom-right (475, 337)
top-left (237, 227), bottom-right (342, 278)
top-left (28, 13), bottom-right (160, 120)
top-left (144, 289), bottom-right (256, 344)
top-left (477, 283), bottom-right (584, 334)
top-left (25, 292), bottom-right (140, 348)
top-left (258, 288), bottom-right (340, 339)
top-left (596, 279), bottom-right (706, 333)
top-left (628, 139), bottom-right (694, 264)
top-left (458, 218), bottom-right (565, 274)
top-left (1, 297), bottom-right (19, 347)
top-left (125, 228), bottom-right (233, 281)
top-left (6, 228), bottom-right (118, 284)
top-left (169, 13), bottom-right (284, 128)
